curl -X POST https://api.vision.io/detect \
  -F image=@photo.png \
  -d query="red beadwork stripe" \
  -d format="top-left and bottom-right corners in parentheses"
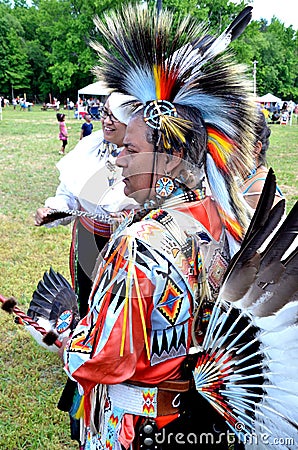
top-left (79, 215), bottom-right (112, 237)
top-left (69, 220), bottom-right (77, 290)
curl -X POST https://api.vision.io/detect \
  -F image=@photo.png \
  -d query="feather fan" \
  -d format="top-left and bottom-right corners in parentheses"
top-left (193, 171), bottom-right (298, 448)
top-left (26, 268), bottom-right (79, 351)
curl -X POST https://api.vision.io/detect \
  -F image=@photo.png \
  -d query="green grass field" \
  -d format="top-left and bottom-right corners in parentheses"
top-left (0, 106), bottom-right (297, 449)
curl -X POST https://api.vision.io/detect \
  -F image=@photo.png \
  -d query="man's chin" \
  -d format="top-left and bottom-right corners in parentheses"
top-left (123, 185), bottom-right (135, 200)
top-left (123, 186), bottom-right (139, 204)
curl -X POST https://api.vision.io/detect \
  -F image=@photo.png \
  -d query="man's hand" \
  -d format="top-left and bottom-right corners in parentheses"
top-left (58, 337), bottom-right (71, 362)
top-left (34, 207), bottom-right (52, 226)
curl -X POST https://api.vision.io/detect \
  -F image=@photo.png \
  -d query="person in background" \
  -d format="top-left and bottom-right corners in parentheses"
top-left (36, 92), bottom-right (136, 317)
top-left (80, 114), bottom-right (93, 140)
top-left (57, 112), bottom-right (68, 155)
top-left (240, 110), bottom-right (283, 209)
top-left (35, 92), bottom-right (136, 445)
top-left (270, 109), bottom-right (280, 124)
top-left (20, 98), bottom-right (27, 111)
top-left (261, 106), bottom-right (270, 121)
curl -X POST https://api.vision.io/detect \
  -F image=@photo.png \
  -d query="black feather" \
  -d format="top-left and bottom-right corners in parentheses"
top-left (248, 243), bottom-right (298, 316)
top-left (220, 199), bottom-right (298, 311)
top-left (43, 270), bottom-right (61, 292)
top-left (49, 266), bottom-right (68, 286)
top-left (260, 201), bottom-right (298, 266)
top-left (27, 297), bottom-right (52, 318)
top-left (191, 35), bottom-right (214, 54)
top-left (28, 269), bottom-right (79, 330)
top-left (252, 198), bottom-right (285, 246)
top-left (235, 199), bottom-right (285, 266)
top-left (225, 6), bottom-right (253, 42)
top-left (283, 240), bottom-right (298, 267)
top-left (34, 279), bottom-right (57, 299)
top-left (190, 7), bottom-right (253, 58)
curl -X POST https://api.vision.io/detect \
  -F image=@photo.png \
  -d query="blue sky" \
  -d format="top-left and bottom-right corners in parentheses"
top-left (249, 0), bottom-right (297, 29)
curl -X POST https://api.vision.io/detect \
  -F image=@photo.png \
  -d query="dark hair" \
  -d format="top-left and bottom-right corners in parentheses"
top-left (254, 111), bottom-right (271, 165)
top-left (56, 113), bottom-right (65, 122)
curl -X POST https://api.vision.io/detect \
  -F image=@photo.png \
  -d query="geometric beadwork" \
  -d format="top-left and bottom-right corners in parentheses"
top-left (157, 279), bottom-right (183, 325)
top-left (208, 250), bottom-right (229, 293)
top-left (144, 100), bottom-right (177, 130)
top-left (155, 176), bottom-right (175, 198)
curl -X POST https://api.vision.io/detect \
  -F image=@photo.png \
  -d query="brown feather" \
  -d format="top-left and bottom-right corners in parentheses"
top-left (43, 330), bottom-right (59, 346)
top-left (220, 252), bottom-right (260, 302)
top-left (1, 297), bottom-right (17, 314)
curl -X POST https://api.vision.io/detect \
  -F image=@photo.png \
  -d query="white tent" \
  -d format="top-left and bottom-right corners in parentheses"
top-left (256, 93), bottom-right (281, 103)
top-left (77, 81), bottom-right (111, 118)
top-left (78, 81), bottom-right (111, 96)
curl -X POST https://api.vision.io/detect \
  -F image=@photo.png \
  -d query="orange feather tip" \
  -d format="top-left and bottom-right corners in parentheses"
top-left (217, 206), bottom-right (244, 241)
top-left (153, 65), bottom-right (179, 101)
top-left (207, 126), bottom-right (235, 173)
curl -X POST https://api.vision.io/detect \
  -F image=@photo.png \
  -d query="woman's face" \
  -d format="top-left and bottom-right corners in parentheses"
top-left (101, 98), bottom-right (127, 147)
top-left (116, 115), bottom-right (170, 205)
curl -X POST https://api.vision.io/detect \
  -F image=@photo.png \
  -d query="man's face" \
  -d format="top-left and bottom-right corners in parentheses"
top-left (116, 115), bottom-right (168, 205)
top-left (101, 99), bottom-right (127, 147)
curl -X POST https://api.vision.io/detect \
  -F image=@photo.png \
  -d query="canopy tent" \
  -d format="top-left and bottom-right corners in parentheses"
top-left (77, 81), bottom-right (111, 119)
top-left (78, 80), bottom-right (111, 96)
top-left (256, 93), bottom-right (281, 103)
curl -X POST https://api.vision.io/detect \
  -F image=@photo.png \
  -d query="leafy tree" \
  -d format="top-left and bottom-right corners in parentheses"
top-left (33, 0), bottom-right (137, 100)
top-left (243, 18), bottom-right (298, 99)
top-left (11, 2), bottom-right (51, 101)
top-left (0, 3), bottom-right (32, 96)
top-left (0, 0), bottom-right (297, 102)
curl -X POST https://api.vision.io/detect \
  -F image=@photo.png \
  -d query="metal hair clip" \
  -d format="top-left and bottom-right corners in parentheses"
top-left (143, 100), bottom-right (177, 130)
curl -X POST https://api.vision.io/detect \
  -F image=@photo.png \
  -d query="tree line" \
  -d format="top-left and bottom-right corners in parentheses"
top-left (0, 0), bottom-right (297, 103)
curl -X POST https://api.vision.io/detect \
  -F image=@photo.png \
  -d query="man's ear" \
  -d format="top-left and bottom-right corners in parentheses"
top-left (254, 140), bottom-right (262, 157)
top-left (166, 148), bottom-right (184, 173)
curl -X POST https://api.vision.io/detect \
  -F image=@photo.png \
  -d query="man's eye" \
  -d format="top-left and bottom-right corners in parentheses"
top-left (123, 144), bottom-right (137, 154)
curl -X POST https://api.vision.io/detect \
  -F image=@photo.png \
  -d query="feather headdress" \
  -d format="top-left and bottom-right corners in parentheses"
top-left (91, 3), bottom-right (256, 244)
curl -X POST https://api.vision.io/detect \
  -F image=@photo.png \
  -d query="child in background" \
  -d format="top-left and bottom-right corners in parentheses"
top-left (57, 113), bottom-right (68, 155)
top-left (80, 114), bottom-right (93, 140)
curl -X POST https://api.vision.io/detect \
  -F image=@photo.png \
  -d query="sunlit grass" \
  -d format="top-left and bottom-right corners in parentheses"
top-left (0, 105), bottom-right (297, 449)
top-left (0, 106), bottom-right (94, 449)
top-left (266, 121), bottom-right (298, 210)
